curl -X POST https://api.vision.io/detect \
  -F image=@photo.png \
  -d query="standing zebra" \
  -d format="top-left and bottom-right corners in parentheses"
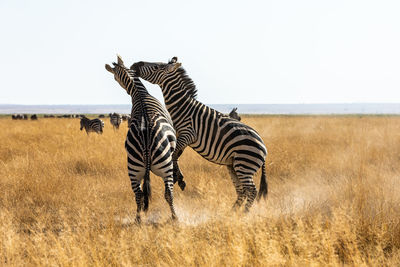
top-left (109, 112), bottom-right (122, 129)
top-left (106, 55), bottom-right (178, 222)
top-left (80, 116), bottom-right (104, 135)
top-left (131, 57), bottom-right (267, 212)
top-left (228, 108), bottom-right (241, 121)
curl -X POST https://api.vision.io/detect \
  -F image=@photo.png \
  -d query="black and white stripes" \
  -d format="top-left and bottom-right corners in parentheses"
top-left (106, 56), bottom-right (178, 222)
top-left (109, 112), bottom-right (122, 129)
top-left (80, 116), bottom-right (104, 135)
top-left (131, 57), bottom-right (268, 212)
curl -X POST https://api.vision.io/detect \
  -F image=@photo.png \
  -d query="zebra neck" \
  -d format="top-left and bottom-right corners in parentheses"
top-left (125, 77), bottom-right (145, 96)
top-left (130, 88), bottom-right (149, 117)
top-left (159, 84), bottom-right (202, 129)
top-left (160, 79), bottom-right (195, 109)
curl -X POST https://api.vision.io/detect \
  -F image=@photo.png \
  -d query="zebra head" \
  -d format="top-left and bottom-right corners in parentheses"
top-left (105, 55), bottom-right (135, 95)
top-left (130, 57), bottom-right (181, 85)
top-left (79, 117), bottom-right (86, 130)
top-left (228, 107), bottom-right (241, 121)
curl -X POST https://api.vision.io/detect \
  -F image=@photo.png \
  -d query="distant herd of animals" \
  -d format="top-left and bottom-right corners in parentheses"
top-left (10, 110), bottom-right (239, 135)
top-left (11, 114), bottom-right (37, 120)
top-left (9, 55), bottom-right (266, 222)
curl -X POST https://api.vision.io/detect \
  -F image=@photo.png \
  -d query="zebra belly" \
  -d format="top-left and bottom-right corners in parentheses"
top-left (190, 146), bottom-right (233, 165)
top-left (189, 119), bottom-right (267, 168)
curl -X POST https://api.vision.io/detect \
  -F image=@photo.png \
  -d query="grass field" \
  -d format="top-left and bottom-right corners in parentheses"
top-left (1, 115), bottom-right (400, 266)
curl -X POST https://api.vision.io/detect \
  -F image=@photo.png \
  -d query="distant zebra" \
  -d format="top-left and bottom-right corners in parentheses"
top-left (121, 114), bottom-right (130, 121)
top-left (109, 112), bottom-right (122, 129)
top-left (228, 108), bottom-right (241, 121)
top-left (122, 114), bottom-right (132, 127)
top-left (80, 116), bottom-right (104, 135)
top-left (12, 114), bottom-right (27, 120)
top-left (106, 55), bottom-right (178, 222)
top-left (131, 57), bottom-right (267, 212)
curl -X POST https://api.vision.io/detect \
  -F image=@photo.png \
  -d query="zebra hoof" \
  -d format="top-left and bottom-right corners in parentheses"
top-left (178, 180), bottom-right (186, 191)
top-left (170, 214), bottom-right (178, 222)
top-left (135, 215), bottom-right (141, 224)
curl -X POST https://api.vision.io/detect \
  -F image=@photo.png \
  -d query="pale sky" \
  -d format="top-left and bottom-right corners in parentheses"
top-left (0, 0), bottom-right (399, 105)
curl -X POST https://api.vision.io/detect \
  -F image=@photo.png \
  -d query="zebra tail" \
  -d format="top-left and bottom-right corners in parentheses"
top-left (143, 167), bottom-right (151, 212)
top-left (257, 161), bottom-right (268, 201)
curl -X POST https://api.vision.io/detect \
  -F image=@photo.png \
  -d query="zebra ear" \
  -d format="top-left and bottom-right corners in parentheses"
top-left (170, 57), bottom-right (178, 63)
top-left (117, 55), bottom-right (124, 65)
top-left (105, 64), bottom-right (113, 73)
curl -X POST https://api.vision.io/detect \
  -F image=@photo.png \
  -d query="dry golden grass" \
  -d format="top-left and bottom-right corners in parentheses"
top-left (1, 115), bottom-right (400, 266)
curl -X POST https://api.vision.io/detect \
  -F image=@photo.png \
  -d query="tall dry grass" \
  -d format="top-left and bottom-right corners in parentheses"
top-left (0, 115), bottom-right (400, 266)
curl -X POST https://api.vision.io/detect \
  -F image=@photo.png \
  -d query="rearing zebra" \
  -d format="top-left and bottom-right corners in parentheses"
top-left (131, 57), bottom-right (268, 212)
top-left (80, 116), bottom-right (104, 135)
top-left (109, 112), bottom-right (122, 129)
top-left (106, 55), bottom-right (178, 222)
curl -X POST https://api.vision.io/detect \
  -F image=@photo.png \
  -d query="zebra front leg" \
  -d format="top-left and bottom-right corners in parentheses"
top-left (164, 176), bottom-right (177, 220)
top-left (173, 157), bottom-right (186, 191)
top-left (172, 133), bottom-right (195, 191)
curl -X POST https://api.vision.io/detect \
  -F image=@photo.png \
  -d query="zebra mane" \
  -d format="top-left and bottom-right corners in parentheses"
top-left (175, 67), bottom-right (197, 99)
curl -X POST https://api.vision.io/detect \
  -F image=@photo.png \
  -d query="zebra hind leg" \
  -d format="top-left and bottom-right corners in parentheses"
top-left (233, 165), bottom-right (258, 212)
top-left (130, 178), bottom-right (144, 223)
top-left (227, 166), bottom-right (246, 210)
top-left (164, 176), bottom-right (177, 220)
top-left (241, 180), bottom-right (257, 212)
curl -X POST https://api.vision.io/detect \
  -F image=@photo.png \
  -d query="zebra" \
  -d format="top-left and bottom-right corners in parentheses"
top-left (109, 112), bottom-right (122, 129)
top-left (130, 57), bottom-right (268, 212)
top-left (12, 114), bottom-right (28, 120)
top-left (122, 114), bottom-right (132, 128)
top-left (121, 114), bottom-right (130, 121)
top-left (105, 55), bottom-right (179, 222)
top-left (80, 116), bottom-right (104, 135)
top-left (228, 108), bottom-right (241, 121)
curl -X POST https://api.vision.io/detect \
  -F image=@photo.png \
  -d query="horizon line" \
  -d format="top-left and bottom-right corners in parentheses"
top-left (1, 102), bottom-right (400, 106)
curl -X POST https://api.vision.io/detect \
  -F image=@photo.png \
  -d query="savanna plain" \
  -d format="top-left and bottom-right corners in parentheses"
top-left (1, 115), bottom-right (400, 266)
